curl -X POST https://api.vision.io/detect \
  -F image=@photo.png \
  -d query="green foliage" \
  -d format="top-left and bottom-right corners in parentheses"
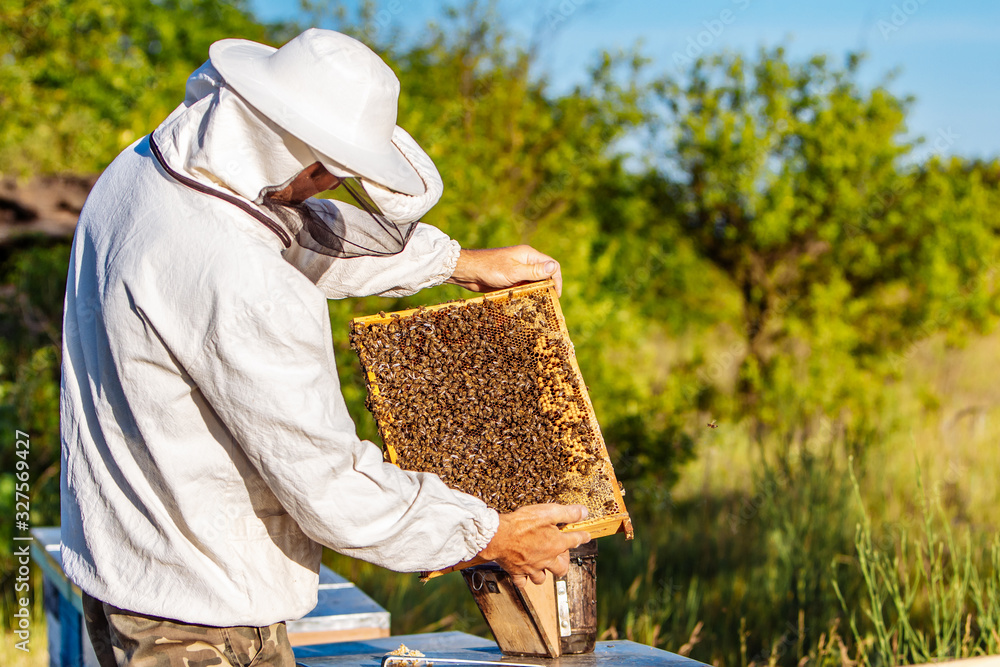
top-left (0, 0), bottom-right (270, 176)
top-left (0, 239), bottom-right (69, 499)
top-left (833, 464), bottom-right (1000, 666)
top-left (650, 48), bottom-right (1000, 440)
top-left (0, 238), bottom-right (69, 623)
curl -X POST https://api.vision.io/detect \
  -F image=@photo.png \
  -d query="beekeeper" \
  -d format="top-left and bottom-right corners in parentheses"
top-left (61, 28), bottom-right (589, 667)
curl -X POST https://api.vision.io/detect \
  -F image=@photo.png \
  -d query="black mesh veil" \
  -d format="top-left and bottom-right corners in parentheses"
top-left (148, 133), bottom-right (417, 259)
top-left (258, 177), bottom-right (417, 259)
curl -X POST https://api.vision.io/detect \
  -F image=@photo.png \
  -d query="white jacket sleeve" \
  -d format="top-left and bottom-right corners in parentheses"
top-left (185, 257), bottom-right (497, 572)
top-left (282, 217), bottom-right (461, 299)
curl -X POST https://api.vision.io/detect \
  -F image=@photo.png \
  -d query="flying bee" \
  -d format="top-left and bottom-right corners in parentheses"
top-left (707, 419), bottom-right (719, 429)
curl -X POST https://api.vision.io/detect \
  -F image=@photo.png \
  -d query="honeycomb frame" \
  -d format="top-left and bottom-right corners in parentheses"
top-left (349, 279), bottom-right (633, 542)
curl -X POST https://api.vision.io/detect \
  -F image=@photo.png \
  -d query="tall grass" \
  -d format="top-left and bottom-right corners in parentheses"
top-left (595, 431), bottom-right (861, 666)
top-left (833, 463), bottom-right (1000, 666)
top-left (1, 575), bottom-right (47, 667)
top-left (327, 414), bottom-right (999, 667)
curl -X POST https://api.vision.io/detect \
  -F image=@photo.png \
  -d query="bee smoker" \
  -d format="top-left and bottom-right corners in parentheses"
top-left (462, 541), bottom-right (598, 658)
top-left (558, 540), bottom-right (598, 654)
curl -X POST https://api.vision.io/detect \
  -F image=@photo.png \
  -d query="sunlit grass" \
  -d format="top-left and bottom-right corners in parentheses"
top-left (1, 595), bottom-right (47, 667)
top-left (833, 465), bottom-right (1000, 667)
top-left (0, 635), bottom-right (47, 667)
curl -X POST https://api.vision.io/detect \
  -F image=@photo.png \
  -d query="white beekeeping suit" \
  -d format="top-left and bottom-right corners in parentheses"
top-left (59, 30), bottom-right (498, 627)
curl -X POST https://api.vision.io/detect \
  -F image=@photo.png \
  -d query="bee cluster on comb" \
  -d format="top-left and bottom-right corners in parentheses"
top-left (349, 281), bottom-right (631, 536)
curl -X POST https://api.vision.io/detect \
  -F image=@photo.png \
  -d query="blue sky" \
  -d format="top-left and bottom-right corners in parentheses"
top-left (249, 0), bottom-right (1000, 161)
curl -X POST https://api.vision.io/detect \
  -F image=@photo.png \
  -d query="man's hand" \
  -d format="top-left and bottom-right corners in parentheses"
top-left (447, 246), bottom-right (563, 297)
top-left (477, 504), bottom-right (590, 588)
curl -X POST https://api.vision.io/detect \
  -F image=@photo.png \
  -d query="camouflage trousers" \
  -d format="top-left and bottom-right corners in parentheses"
top-left (82, 592), bottom-right (296, 667)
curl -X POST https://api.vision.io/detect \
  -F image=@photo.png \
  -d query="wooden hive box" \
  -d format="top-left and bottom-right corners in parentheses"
top-left (349, 280), bottom-right (633, 550)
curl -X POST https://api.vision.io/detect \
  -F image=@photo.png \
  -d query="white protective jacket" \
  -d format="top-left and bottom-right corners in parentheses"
top-left (59, 64), bottom-right (499, 627)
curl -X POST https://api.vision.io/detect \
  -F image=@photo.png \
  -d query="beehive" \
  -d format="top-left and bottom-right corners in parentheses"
top-left (349, 280), bottom-right (632, 540)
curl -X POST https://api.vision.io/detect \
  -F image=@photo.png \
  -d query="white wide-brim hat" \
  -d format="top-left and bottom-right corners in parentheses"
top-left (209, 29), bottom-right (425, 196)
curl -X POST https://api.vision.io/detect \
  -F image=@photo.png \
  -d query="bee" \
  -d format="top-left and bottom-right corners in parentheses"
top-left (707, 419), bottom-right (719, 429)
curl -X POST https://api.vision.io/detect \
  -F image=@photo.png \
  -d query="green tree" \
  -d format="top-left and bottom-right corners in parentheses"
top-left (0, 0), bottom-right (272, 176)
top-left (644, 48), bottom-right (1000, 444)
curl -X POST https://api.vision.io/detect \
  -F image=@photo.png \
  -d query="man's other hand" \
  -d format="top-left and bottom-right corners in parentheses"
top-left (447, 246), bottom-right (563, 297)
top-left (476, 503), bottom-right (590, 588)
